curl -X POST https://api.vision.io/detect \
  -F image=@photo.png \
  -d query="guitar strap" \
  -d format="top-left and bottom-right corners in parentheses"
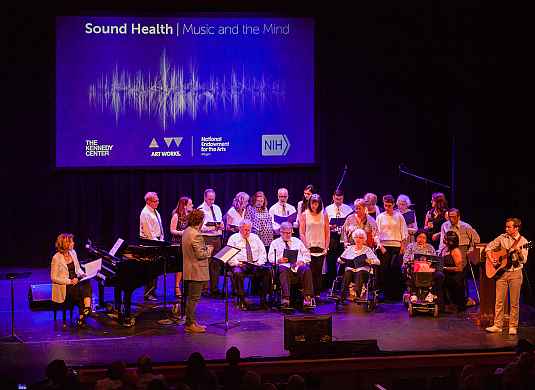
top-left (509, 235), bottom-right (523, 268)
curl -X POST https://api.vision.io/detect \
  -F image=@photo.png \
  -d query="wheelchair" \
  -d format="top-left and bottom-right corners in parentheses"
top-left (404, 260), bottom-right (439, 317)
top-left (329, 263), bottom-right (379, 312)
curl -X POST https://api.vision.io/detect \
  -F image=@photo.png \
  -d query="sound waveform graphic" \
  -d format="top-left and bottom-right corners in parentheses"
top-left (88, 50), bottom-right (286, 130)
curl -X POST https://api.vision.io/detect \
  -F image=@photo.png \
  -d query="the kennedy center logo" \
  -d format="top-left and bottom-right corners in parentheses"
top-left (261, 134), bottom-right (290, 156)
top-left (149, 136), bottom-right (183, 157)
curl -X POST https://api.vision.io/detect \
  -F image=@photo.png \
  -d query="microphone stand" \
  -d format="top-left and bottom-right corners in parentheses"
top-left (398, 164), bottom-right (450, 189)
top-left (335, 164), bottom-right (348, 192)
top-left (212, 252), bottom-right (241, 332)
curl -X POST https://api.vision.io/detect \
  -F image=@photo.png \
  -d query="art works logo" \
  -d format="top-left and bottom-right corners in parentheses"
top-left (149, 137), bottom-right (183, 157)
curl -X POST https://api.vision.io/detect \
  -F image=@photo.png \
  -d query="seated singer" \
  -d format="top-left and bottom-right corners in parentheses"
top-left (226, 220), bottom-right (270, 310)
top-left (268, 222), bottom-right (314, 308)
top-left (50, 233), bottom-right (93, 327)
top-left (337, 229), bottom-right (380, 303)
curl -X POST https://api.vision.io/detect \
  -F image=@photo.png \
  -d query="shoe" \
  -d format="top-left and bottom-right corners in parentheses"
top-left (466, 297), bottom-right (476, 307)
top-left (424, 293), bottom-right (435, 303)
top-left (485, 325), bottom-right (503, 333)
top-left (359, 289), bottom-right (367, 300)
top-left (77, 307), bottom-right (91, 327)
top-left (281, 298), bottom-right (290, 308)
top-left (195, 322), bottom-right (207, 330)
top-left (303, 296), bottom-right (314, 308)
top-left (185, 323), bottom-right (206, 333)
top-left (509, 328), bottom-right (518, 335)
top-left (144, 294), bottom-right (158, 302)
top-left (410, 295), bottom-right (418, 304)
top-left (238, 298), bottom-right (249, 311)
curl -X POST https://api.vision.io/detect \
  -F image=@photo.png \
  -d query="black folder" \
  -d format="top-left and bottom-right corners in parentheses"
top-left (339, 254), bottom-right (368, 269)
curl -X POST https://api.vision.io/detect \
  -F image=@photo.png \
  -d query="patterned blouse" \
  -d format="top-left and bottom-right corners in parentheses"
top-left (245, 205), bottom-right (273, 246)
top-left (170, 213), bottom-right (188, 245)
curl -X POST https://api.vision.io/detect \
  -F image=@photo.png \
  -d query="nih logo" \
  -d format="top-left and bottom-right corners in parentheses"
top-left (261, 134), bottom-right (291, 156)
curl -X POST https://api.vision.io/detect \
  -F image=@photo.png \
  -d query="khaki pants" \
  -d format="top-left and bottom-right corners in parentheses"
top-left (494, 269), bottom-right (523, 328)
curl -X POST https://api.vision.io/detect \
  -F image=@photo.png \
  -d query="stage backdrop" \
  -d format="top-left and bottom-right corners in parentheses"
top-left (56, 16), bottom-right (315, 168)
top-left (4, 4), bottom-right (534, 303)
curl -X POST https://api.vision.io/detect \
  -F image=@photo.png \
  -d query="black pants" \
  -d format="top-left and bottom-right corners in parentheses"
top-left (341, 270), bottom-right (369, 299)
top-left (232, 264), bottom-right (271, 302)
top-left (309, 254), bottom-right (325, 295)
top-left (378, 246), bottom-right (402, 301)
top-left (66, 280), bottom-right (92, 311)
top-left (326, 236), bottom-right (344, 287)
top-left (279, 265), bottom-right (314, 298)
top-left (204, 236), bottom-right (222, 294)
top-left (444, 271), bottom-right (466, 310)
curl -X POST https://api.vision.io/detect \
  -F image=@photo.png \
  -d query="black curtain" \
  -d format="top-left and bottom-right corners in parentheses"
top-left (3, 2), bottom-right (533, 300)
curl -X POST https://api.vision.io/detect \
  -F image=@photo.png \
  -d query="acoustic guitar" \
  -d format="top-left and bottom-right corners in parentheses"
top-left (485, 241), bottom-right (533, 279)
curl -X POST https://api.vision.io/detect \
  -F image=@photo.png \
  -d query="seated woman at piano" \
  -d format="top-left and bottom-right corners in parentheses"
top-left (337, 229), bottom-right (380, 303)
top-left (402, 229), bottom-right (444, 306)
top-left (50, 233), bottom-right (92, 327)
top-left (170, 196), bottom-right (193, 298)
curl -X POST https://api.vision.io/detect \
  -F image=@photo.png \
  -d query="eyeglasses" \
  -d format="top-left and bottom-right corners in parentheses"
top-left (278, 195), bottom-right (288, 198)
top-left (281, 230), bottom-right (292, 234)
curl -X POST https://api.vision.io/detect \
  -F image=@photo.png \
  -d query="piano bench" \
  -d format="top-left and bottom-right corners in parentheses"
top-left (53, 300), bottom-right (75, 326)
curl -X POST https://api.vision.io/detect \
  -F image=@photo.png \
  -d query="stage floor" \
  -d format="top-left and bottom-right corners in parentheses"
top-left (1, 266), bottom-right (535, 385)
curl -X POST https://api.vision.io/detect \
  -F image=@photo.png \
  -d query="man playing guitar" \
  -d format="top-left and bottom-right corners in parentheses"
top-left (485, 218), bottom-right (531, 335)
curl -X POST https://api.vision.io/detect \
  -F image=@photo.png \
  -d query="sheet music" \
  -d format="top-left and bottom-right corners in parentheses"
top-left (109, 238), bottom-right (125, 256)
top-left (214, 245), bottom-right (241, 263)
top-left (80, 258), bottom-right (102, 282)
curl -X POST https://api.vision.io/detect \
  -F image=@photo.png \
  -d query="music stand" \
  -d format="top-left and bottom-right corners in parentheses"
top-left (157, 256), bottom-right (175, 325)
top-left (0, 272), bottom-right (31, 343)
top-left (210, 245), bottom-right (241, 331)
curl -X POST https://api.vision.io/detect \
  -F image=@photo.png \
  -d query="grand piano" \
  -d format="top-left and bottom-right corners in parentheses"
top-left (85, 238), bottom-right (181, 326)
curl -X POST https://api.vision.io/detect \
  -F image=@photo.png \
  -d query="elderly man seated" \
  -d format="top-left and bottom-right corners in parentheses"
top-left (227, 220), bottom-right (270, 310)
top-left (268, 222), bottom-right (315, 308)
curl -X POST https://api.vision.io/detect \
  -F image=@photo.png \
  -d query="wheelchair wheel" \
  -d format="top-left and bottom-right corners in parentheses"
top-left (433, 304), bottom-right (439, 318)
top-left (408, 302), bottom-right (414, 317)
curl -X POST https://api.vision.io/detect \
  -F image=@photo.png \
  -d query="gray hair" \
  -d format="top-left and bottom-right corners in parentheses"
top-left (280, 222), bottom-right (293, 232)
top-left (144, 192), bottom-right (158, 202)
top-left (352, 228), bottom-right (367, 240)
top-left (396, 194), bottom-right (412, 206)
top-left (239, 219), bottom-right (252, 228)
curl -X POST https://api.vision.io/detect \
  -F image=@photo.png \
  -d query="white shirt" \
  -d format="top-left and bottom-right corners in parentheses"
top-left (226, 232), bottom-right (267, 267)
top-left (226, 207), bottom-right (245, 228)
top-left (268, 236), bottom-right (310, 269)
top-left (269, 202), bottom-right (298, 233)
top-left (376, 211), bottom-right (408, 246)
top-left (338, 245), bottom-right (380, 273)
top-left (140, 205), bottom-right (164, 240)
top-left (325, 203), bottom-right (353, 220)
top-left (198, 202), bottom-right (223, 236)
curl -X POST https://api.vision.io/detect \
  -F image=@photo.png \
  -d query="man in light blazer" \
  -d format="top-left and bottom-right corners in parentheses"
top-left (182, 209), bottom-right (213, 333)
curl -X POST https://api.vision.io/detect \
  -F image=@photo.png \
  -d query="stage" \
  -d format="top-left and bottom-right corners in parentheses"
top-left (1, 266), bottom-right (535, 385)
